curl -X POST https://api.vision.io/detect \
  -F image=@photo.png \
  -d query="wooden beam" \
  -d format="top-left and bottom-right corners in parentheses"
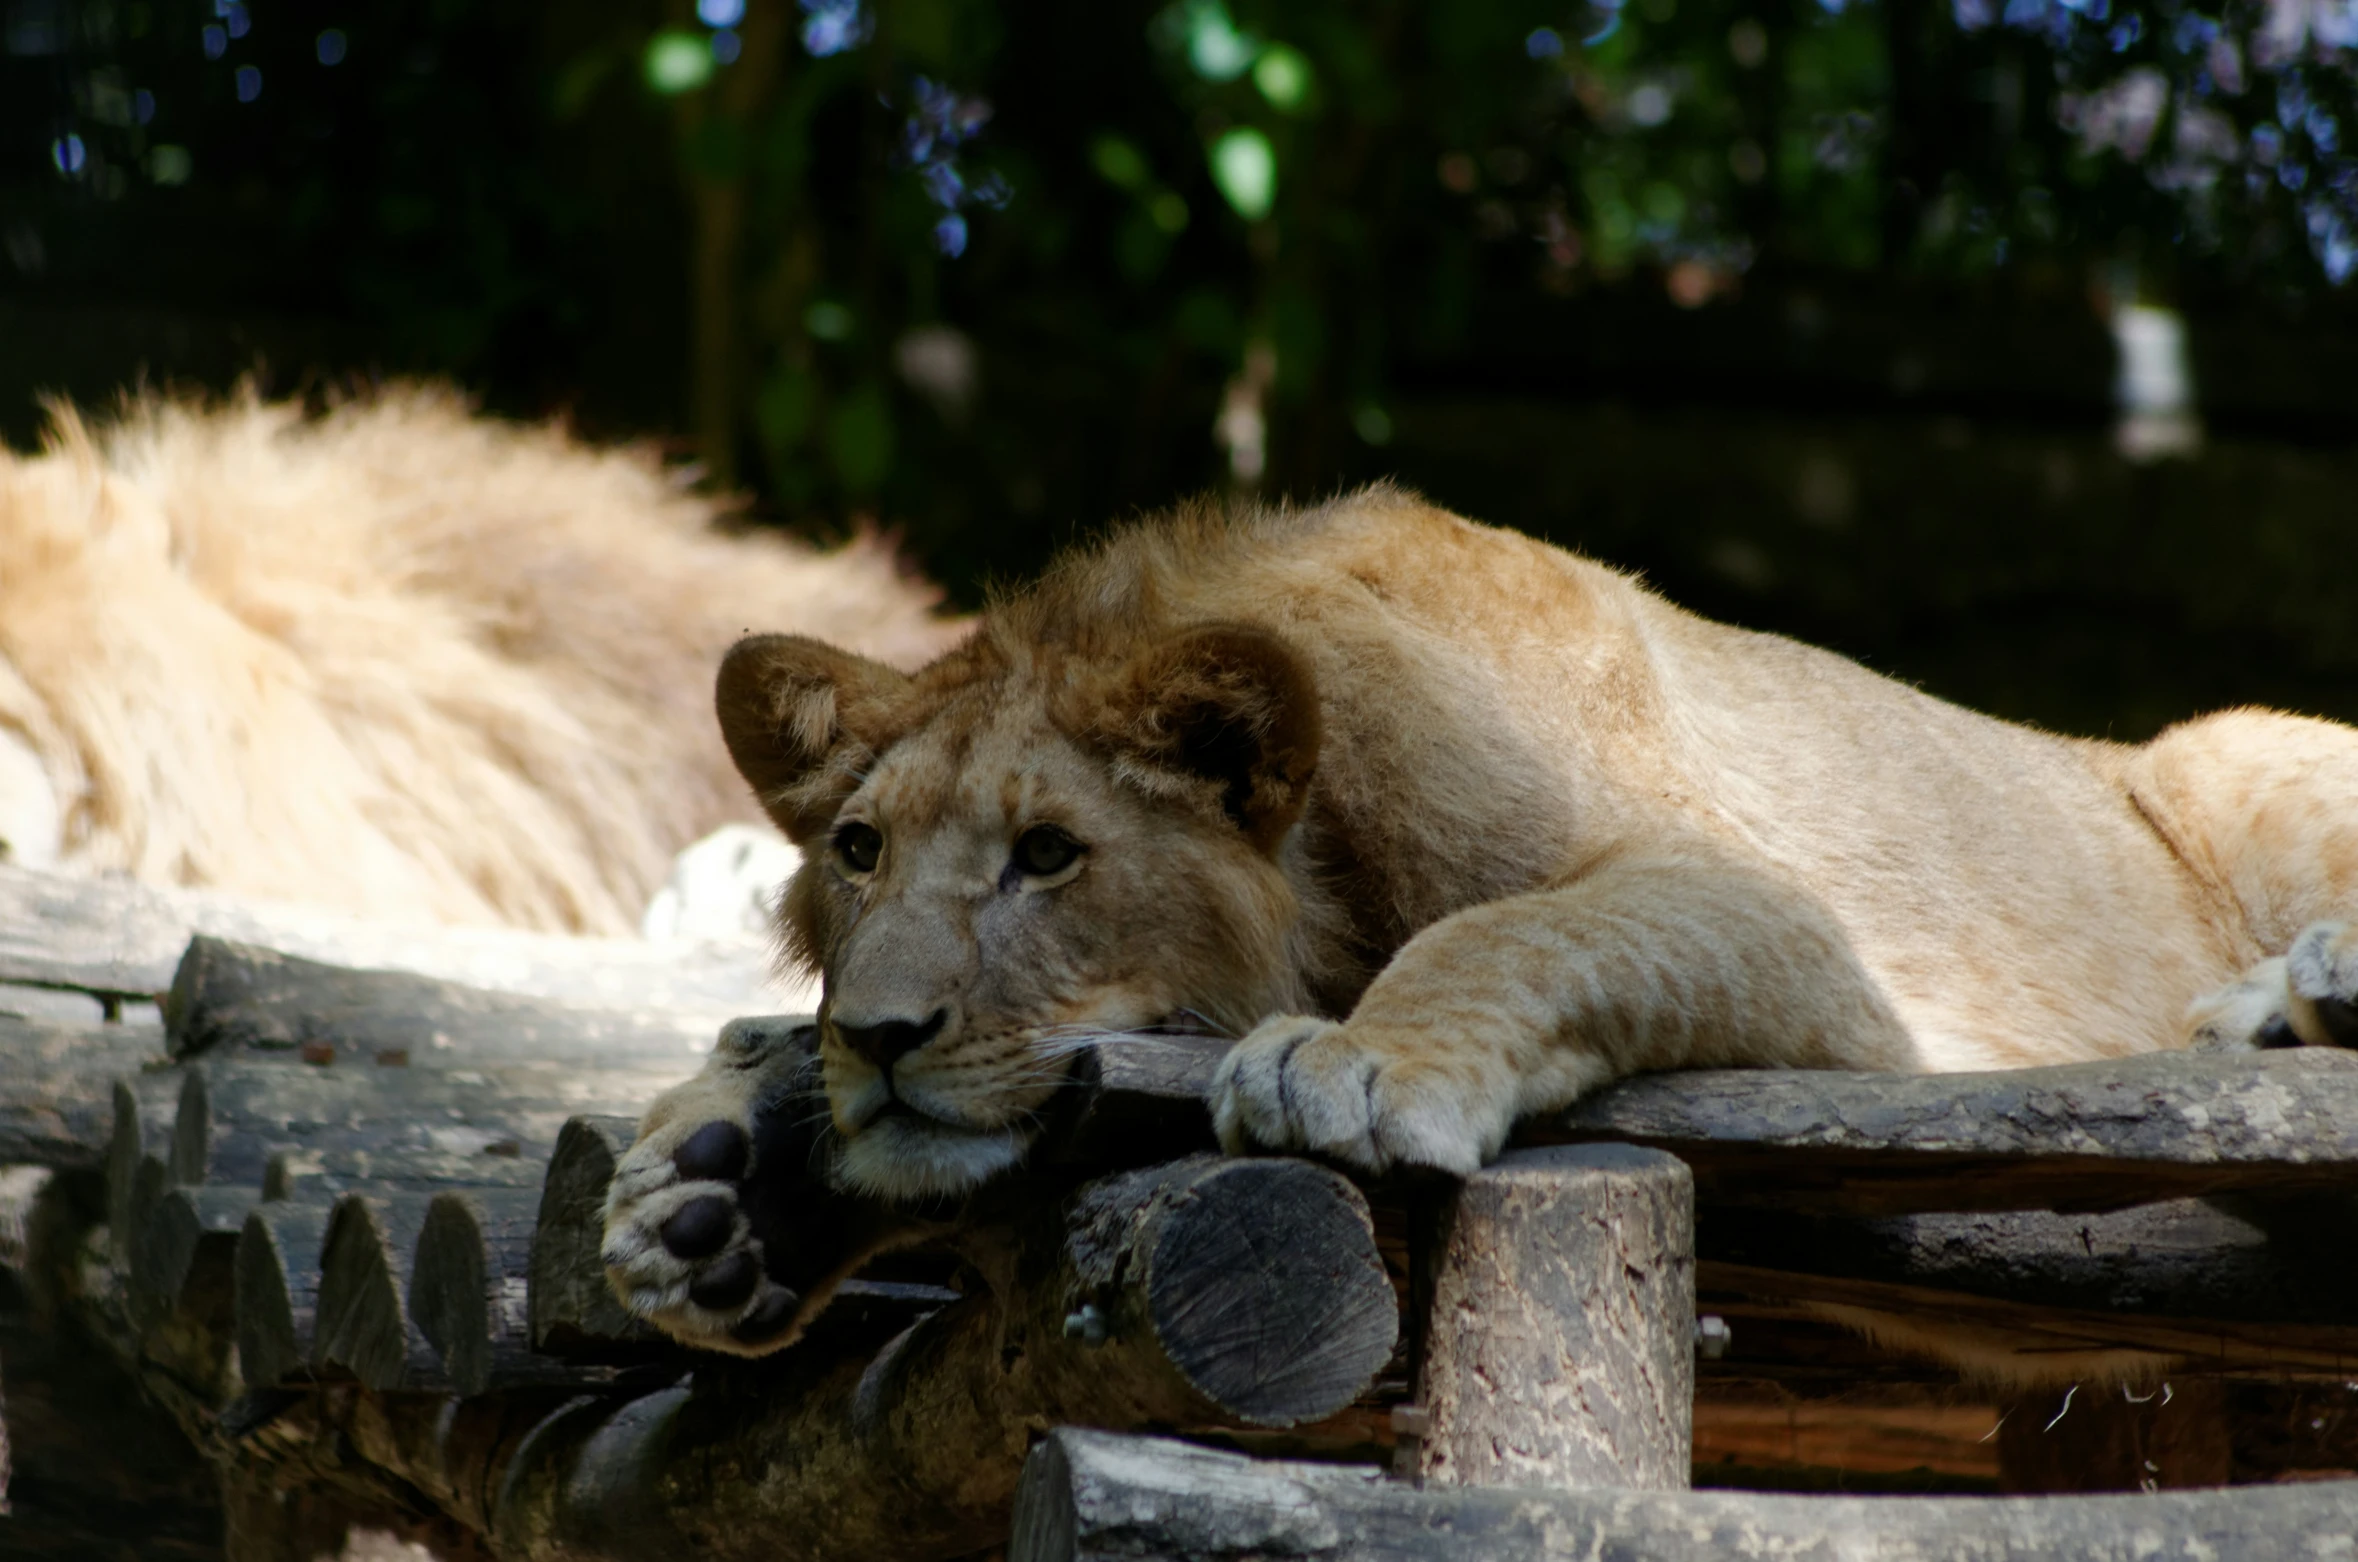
top-left (409, 1188), bottom-right (548, 1396)
top-left (1698, 1197), bottom-right (2358, 1329)
top-left (313, 1192), bottom-right (444, 1391)
top-left (527, 1115), bottom-right (652, 1356)
top-left (1410, 1144), bottom-right (1693, 1490)
top-left (233, 1200), bottom-right (331, 1389)
top-left (1011, 1428), bottom-right (2358, 1562)
top-left (1534, 1048), bottom-right (2358, 1214)
top-left (0, 1013), bottom-right (170, 1169)
top-left (0, 861), bottom-right (793, 1014)
top-left (163, 936), bottom-right (723, 1071)
top-left (1698, 1260), bottom-right (2358, 1378)
top-left (175, 1054), bottom-right (672, 1200)
top-left (919, 1035), bottom-right (2358, 1215)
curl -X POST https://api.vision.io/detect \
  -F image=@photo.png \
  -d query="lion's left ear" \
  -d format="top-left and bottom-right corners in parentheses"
top-left (716, 634), bottom-right (912, 843)
top-left (1092, 623), bottom-right (1319, 851)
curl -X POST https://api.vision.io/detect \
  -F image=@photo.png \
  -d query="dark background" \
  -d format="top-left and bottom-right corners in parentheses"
top-left (8, 0), bottom-right (2357, 739)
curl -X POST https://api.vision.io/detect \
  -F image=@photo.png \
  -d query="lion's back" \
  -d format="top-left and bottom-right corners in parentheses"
top-left (0, 387), bottom-right (958, 933)
top-left (1044, 489), bottom-right (2236, 1068)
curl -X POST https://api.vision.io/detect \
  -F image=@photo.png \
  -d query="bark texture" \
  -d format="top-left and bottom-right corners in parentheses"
top-left (1413, 1144), bottom-right (1694, 1491)
top-left (1537, 1049), bottom-right (2358, 1214)
top-left (1012, 1428), bottom-right (2358, 1562)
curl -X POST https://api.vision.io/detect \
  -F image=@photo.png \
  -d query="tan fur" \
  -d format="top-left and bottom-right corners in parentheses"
top-left (608, 488), bottom-right (2358, 1377)
top-left (0, 386), bottom-right (959, 933)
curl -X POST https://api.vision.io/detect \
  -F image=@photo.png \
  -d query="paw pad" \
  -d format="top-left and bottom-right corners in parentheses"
top-left (731, 1287), bottom-right (800, 1346)
top-left (660, 1194), bottom-right (735, 1259)
top-left (688, 1250), bottom-right (762, 1310)
top-left (674, 1120), bottom-right (749, 1182)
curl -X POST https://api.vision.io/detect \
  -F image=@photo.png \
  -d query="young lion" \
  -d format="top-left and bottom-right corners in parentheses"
top-left (602, 485), bottom-right (2358, 1355)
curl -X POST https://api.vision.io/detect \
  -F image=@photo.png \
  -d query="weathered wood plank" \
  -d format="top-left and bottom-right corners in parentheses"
top-left (408, 1187), bottom-right (560, 1395)
top-left (943, 1036), bottom-right (2358, 1214)
top-left (1011, 1428), bottom-right (2358, 1562)
top-left (527, 1115), bottom-right (653, 1355)
top-left (178, 1054), bottom-right (685, 1199)
top-left (233, 1201), bottom-right (331, 1387)
top-left (313, 1192), bottom-right (451, 1391)
top-left (0, 861), bottom-right (799, 1013)
top-left (0, 1014), bottom-right (171, 1169)
top-left (1699, 1195), bottom-right (2358, 1329)
top-left (164, 936), bottom-right (724, 1071)
top-left (1411, 1144), bottom-right (1694, 1490)
top-left (1535, 1049), bottom-right (2358, 1214)
top-left (1699, 1260), bottom-right (2358, 1378)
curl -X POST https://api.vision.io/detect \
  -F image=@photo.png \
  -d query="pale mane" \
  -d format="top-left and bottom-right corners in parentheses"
top-left (0, 385), bottom-right (959, 933)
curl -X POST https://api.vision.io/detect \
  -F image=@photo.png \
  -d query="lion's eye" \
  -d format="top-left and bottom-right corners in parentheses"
top-left (1012, 824), bottom-right (1083, 878)
top-left (833, 822), bottom-right (883, 875)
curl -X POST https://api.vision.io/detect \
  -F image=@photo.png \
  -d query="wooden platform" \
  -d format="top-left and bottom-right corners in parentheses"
top-left (3, 866), bottom-right (2355, 1559)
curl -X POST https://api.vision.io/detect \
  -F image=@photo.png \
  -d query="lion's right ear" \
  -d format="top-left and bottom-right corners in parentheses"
top-left (715, 635), bottom-right (912, 843)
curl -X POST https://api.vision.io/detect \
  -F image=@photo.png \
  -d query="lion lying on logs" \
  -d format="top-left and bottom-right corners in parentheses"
top-left (603, 485), bottom-right (2358, 1358)
top-left (0, 387), bottom-right (955, 934)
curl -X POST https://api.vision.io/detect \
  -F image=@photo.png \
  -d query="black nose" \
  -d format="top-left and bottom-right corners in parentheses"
top-left (834, 1008), bottom-right (948, 1071)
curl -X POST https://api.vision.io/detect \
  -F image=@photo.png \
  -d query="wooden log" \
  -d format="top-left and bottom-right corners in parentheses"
top-left (891, 1034), bottom-right (2358, 1216)
top-left (1410, 1144), bottom-right (1694, 1491)
top-left (130, 1184), bottom-right (254, 1332)
top-left (178, 1054), bottom-right (680, 1199)
top-left (1699, 1196), bottom-right (2358, 1328)
top-left (528, 1115), bottom-right (657, 1355)
top-left (1698, 1260), bottom-right (2358, 1378)
top-left (163, 935), bottom-right (726, 1071)
top-left (489, 1155), bottom-right (1398, 1562)
top-left (105, 1073), bottom-right (190, 1265)
top-left (1535, 1048), bottom-right (2358, 1214)
top-left (1010, 1427), bottom-right (2358, 1562)
top-left (408, 1187), bottom-right (546, 1395)
top-left (312, 1192), bottom-right (444, 1390)
top-left (0, 1013), bottom-right (170, 1169)
top-left (0, 859), bottom-right (795, 1014)
top-left (234, 1201), bottom-right (331, 1387)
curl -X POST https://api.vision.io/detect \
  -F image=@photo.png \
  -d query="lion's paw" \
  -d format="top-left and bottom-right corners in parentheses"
top-left (2287, 920), bottom-right (2358, 1048)
top-left (2186, 921), bottom-right (2358, 1053)
top-left (601, 1017), bottom-right (818, 1357)
top-left (1208, 1014), bottom-right (1496, 1177)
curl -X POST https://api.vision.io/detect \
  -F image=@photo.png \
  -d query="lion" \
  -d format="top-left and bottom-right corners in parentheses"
top-left (601, 485), bottom-right (2358, 1363)
top-left (0, 386), bottom-right (958, 934)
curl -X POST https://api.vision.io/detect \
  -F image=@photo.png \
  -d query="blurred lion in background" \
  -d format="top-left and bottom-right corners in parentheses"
top-left (0, 385), bottom-right (959, 935)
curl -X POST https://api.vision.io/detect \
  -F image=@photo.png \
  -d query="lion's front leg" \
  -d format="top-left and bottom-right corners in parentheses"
top-left (1211, 846), bottom-right (1917, 1176)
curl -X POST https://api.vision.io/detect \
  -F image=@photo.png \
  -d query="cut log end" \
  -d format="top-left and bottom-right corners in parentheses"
top-left (1141, 1158), bottom-right (1398, 1428)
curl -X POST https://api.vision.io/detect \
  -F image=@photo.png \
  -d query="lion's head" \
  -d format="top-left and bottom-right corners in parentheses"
top-left (716, 619), bottom-right (1322, 1200)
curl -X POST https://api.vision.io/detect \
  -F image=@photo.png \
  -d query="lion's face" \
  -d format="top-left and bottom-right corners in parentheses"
top-left (716, 625), bottom-right (1320, 1201)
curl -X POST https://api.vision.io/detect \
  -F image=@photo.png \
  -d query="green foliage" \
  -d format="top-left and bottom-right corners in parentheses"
top-left (9, 0), bottom-right (2358, 606)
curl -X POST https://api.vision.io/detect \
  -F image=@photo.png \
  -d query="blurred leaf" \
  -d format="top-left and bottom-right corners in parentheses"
top-left (828, 379), bottom-right (895, 493)
top-left (644, 30), bottom-right (713, 96)
top-left (1210, 126), bottom-right (1276, 219)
